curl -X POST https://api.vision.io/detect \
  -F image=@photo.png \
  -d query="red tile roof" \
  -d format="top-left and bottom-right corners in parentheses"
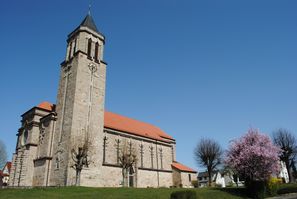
top-left (172, 161), bottom-right (197, 173)
top-left (104, 111), bottom-right (173, 142)
top-left (35, 102), bottom-right (174, 143)
top-left (37, 101), bottom-right (54, 111)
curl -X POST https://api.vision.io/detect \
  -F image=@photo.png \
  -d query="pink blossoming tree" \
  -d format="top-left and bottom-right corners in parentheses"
top-left (225, 128), bottom-right (281, 181)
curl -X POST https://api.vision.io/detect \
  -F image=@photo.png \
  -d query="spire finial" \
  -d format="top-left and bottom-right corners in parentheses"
top-left (88, 3), bottom-right (91, 15)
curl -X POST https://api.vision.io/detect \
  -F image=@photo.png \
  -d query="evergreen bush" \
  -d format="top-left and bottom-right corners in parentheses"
top-left (170, 190), bottom-right (197, 199)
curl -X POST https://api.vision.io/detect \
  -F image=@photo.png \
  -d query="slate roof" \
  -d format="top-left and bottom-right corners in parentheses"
top-left (171, 161), bottom-right (197, 173)
top-left (79, 13), bottom-right (99, 32)
top-left (36, 102), bottom-right (174, 143)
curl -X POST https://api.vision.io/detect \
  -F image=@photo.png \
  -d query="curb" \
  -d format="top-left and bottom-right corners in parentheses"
top-left (266, 193), bottom-right (297, 199)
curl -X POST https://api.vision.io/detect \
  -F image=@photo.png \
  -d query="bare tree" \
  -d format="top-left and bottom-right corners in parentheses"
top-left (118, 140), bottom-right (137, 187)
top-left (273, 128), bottom-right (297, 183)
top-left (194, 138), bottom-right (222, 186)
top-left (71, 136), bottom-right (91, 186)
top-left (0, 140), bottom-right (7, 169)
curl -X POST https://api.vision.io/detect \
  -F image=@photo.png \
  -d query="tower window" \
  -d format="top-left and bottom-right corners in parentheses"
top-left (55, 157), bottom-right (60, 169)
top-left (68, 42), bottom-right (72, 60)
top-left (94, 42), bottom-right (99, 62)
top-left (87, 38), bottom-right (92, 58)
top-left (21, 130), bottom-right (28, 146)
top-left (73, 39), bottom-right (77, 54)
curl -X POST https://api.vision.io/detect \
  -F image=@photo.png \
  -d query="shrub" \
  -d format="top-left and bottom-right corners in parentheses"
top-left (191, 180), bottom-right (198, 188)
top-left (266, 177), bottom-right (282, 196)
top-left (170, 190), bottom-right (197, 199)
top-left (245, 180), bottom-right (266, 199)
top-left (277, 183), bottom-right (297, 194)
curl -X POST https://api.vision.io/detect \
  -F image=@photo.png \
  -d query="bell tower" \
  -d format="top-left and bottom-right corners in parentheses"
top-left (49, 13), bottom-right (107, 186)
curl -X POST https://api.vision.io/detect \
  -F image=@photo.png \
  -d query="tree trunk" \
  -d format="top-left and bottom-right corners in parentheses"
top-left (76, 170), bottom-right (81, 186)
top-left (207, 169), bottom-right (212, 187)
top-left (122, 168), bottom-right (128, 187)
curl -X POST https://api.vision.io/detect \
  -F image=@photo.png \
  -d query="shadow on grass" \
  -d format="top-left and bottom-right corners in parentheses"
top-left (217, 187), bottom-right (250, 198)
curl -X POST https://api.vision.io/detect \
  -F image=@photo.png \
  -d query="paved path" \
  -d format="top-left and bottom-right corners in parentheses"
top-left (267, 193), bottom-right (297, 199)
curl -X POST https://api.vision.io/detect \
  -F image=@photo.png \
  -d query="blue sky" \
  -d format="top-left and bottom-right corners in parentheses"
top-left (0, 0), bottom-right (296, 171)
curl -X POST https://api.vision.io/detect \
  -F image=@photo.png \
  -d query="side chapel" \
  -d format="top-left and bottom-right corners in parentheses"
top-left (9, 13), bottom-right (197, 188)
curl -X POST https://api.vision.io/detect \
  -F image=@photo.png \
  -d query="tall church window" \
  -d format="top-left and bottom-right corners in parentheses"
top-left (55, 157), bottom-right (60, 169)
top-left (68, 42), bottom-right (73, 60)
top-left (139, 143), bottom-right (144, 168)
top-left (87, 38), bottom-right (92, 58)
top-left (159, 148), bottom-right (163, 169)
top-left (73, 39), bottom-right (77, 54)
top-left (149, 146), bottom-right (154, 168)
top-left (128, 140), bottom-right (132, 155)
top-left (116, 139), bottom-right (121, 165)
top-left (188, 174), bottom-right (191, 182)
top-left (94, 42), bottom-right (99, 62)
top-left (103, 136), bottom-right (108, 163)
top-left (171, 146), bottom-right (174, 161)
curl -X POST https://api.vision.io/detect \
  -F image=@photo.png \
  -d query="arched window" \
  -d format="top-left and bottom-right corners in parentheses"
top-left (68, 42), bottom-right (73, 60)
top-left (94, 42), bottom-right (99, 62)
top-left (21, 130), bottom-right (28, 146)
top-left (73, 39), bottom-right (77, 54)
top-left (87, 38), bottom-right (92, 58)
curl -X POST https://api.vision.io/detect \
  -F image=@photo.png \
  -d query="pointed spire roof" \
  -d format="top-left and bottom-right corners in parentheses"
top-left (79, 13), bottom-right (99, 32)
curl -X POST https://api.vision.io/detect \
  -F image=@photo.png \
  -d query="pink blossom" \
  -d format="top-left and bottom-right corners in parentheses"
top-left (225, 128), bottom-right (281, 181)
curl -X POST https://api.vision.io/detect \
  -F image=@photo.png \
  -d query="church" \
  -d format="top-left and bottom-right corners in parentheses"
top-left (9, 13), bottom-right (197, 188)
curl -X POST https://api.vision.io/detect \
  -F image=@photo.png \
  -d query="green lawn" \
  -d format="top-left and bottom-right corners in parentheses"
top-left (0, 187), bottom-right (249, 199)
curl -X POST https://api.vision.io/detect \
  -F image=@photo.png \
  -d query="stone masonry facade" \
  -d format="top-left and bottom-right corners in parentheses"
top-left (9, 13), bottom-right (197, 188)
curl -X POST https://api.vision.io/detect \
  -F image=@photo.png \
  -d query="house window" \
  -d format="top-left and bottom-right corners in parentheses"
top-left (188, 174), bottom-right (191, 182)
top-left (87, 38), bottom-right (92, 58)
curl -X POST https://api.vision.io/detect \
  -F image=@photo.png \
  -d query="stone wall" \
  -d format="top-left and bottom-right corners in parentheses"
top-left (49, 26), bottom-right (106, 186)
top-left (104, 129), bottom-right (175, 172)
top-left (10, 107), bottom-right (51, 186)
top-left (180, 172), bottom-right (197, 188)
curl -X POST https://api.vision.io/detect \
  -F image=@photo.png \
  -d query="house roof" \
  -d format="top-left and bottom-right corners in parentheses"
top-left (198, 171), bottom-right (219, 178)
top-left (171, 161), bottom-right (197, 173)
top-left (36, 102), bottom-right (174, 143)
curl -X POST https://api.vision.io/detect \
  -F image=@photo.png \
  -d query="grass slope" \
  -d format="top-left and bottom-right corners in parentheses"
top-left (0, 187), bottom-right (249, 199)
